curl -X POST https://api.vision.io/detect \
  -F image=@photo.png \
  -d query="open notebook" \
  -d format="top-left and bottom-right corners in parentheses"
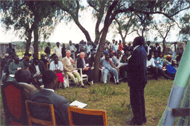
top-left (70, 100), bottom-right (87, 108)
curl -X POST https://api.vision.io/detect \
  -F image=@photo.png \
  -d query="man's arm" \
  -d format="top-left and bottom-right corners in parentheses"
top-left (125, 49), bottom-right (141, 71)
top-left (109, 60), bottom-right (114, 67)
top-left (62, 59), bottom-right (71, 72)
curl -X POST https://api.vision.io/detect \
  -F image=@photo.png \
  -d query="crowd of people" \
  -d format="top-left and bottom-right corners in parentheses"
top-left (0, 37), bottom-right (184, 125)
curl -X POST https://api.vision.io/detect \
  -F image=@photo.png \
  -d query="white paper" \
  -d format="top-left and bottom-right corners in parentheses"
top-left (70, 100), bottom-right (87, 108)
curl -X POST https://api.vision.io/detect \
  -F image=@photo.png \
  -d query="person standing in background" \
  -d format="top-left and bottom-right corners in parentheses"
top-left (6, 43), bottom-right (15, 58)
top-left (53, 42), bottom-right (62, 61)
top-left (145, 41), bottom-right (153, 58)
top-left (44, 42), bottom-right (51, 58)
top-left (67, 41), bottom-right (76, 61)
top-left (62, 43), bottom-right (66, 58)
top-left (170, 42), bottom-right (177, 60)
top-left (30, 44), bottom-right (34, 57)
top-left (154, 43), bottom-right (161, 57)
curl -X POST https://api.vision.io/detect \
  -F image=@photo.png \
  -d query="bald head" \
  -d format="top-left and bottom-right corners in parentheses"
top-left (66, 50), bottom-right (71, 58)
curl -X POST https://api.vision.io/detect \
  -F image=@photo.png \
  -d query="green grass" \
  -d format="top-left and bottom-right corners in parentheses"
top-left (0, 78), bottom-right (174, 126)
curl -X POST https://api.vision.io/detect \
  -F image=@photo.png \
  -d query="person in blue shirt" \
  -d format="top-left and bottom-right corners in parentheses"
top-left (154, 52), bottom-right (163, 69)
top-left (167, 60), bottom-right (177, 78)
top-left (100, 54), bottom-right (120, 84)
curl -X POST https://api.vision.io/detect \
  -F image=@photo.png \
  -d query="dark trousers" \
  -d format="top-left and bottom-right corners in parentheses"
top-left (147, 67), bottom-right (170, 80)
top-left (120, 66), bottom-right (127, 79)
top-left (130, 85), bottom-right (146, 123)
top-left (83, 68), bottom-right (93, 82)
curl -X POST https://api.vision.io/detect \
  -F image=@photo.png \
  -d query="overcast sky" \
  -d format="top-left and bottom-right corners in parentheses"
top-left (0, 5), bottom-right (187, 44)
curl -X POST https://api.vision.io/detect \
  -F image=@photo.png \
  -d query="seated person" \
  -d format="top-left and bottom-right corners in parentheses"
top-left (40, 54), bottom-right (49, 69)
top-left (163, 55), bottom-right (172, 67)
top-left (31, 70), bottom-right (69, 125)
top-left (119, 54), bottom-right (129, 81)
top-left (29, 58), bottom-right (46, 87)
top-left (77, 52), bottom-right (93, 85)
top-left (110, 52), bottom-right (118, 67)
top-left (100, 54), bottom-right (120, 84)
top-left (22, 53), bottom-right (32, 69)
top-left (50, 56), bottom-right (64, 89)
top-left (15, 69), bottom-right (38, 99)
top-left (176, 52), bottom-right (182, 66)
top-left (166, 60), bottom-right (177, 78)
top-left (147, 55), bottom-right (172, 80)
top-left (88, 52), bottom-right (95, 67)
top-left (8, 55), bottom-right (24, 81)
top-left (154, 52), bottom-right (163, 69)
top-left (62, 50), bottom-right (86, 88)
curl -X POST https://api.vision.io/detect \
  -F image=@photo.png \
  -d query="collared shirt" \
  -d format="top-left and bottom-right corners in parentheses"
top-left (66, 56), bottom-right (72, 65)
top-left (86, 45), bottom-right (92, 53)
top-left (154, 57), bottom-right (163, 69)
top-left (50, 61), bottom-right (64, 71)
top-left (43, 88), bottom-right (54, 92)
top-left (133, 45), bottom-right (140, 51)
top-left (53, 46), bottom-right (62, 57)
top-left (68, 44), bottom-right (76, 52)
top-left (147, 45), bottom-right (151, 55)
top-left (147, 58), bottom-right (155, 67)
top-left (18, 82), bottom-right (30, 85)
top-left (34, 64), bottom-right (41, 75)
top-left (82, 59), bottom-right (86, 68)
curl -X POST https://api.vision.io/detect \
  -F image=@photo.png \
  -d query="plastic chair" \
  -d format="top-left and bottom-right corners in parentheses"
top-left (25, 100), bottom-right (56, 126)
top-left (68, 106), bottom-right (108, 126)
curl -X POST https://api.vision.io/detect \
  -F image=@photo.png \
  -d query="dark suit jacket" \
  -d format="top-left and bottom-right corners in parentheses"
top-left (29, 61), bottom-right (46, 76)
top-left (31, 89), bottom-right (69, 125)
top-left (126, 46), bottom-right (147, 87)
top-left (154, 46), bottom-right (161, 56)
top-left (77, 57), bottom-right (90, 69)
top-left (44, 46), bottom-right (50, 54)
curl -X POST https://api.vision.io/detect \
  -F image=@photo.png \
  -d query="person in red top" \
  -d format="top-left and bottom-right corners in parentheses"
top-left (119, 40), bottom-right (123, 52)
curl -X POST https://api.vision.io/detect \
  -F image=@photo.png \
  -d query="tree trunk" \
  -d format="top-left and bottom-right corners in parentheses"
top-left (162, 39), bottom-right (166, 55)
top-left (93, 25), bottom-right (110, 82)
top-left (93, 1), bottom-right (119, 82)
top-left (25, 29), bottom-right (32, 54)
top-left (94, 32), bottom-right (101, 44)
top-left (33, 20), bottom-right (39, 59)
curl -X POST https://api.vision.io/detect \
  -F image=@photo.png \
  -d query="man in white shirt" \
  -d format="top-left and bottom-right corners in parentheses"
top-left (30, 44), bottom-right (34, 57)
top-left (86, 42), bottom-right (93, 55)
top-left (147, 55), bottom-right (172, 80)
top-left (50, 56), bottom-right (64, 88)
top-left (53, 42), bottom-right (62, 61)
top-left (170, 42), bottom-right (177, 60)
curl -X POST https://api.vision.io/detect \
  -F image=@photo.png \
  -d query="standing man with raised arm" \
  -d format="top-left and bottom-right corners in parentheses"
top-left (126, 36), bottom-right (147, 125)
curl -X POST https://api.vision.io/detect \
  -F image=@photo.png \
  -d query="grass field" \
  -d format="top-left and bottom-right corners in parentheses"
top-left (0, 78), bottom-right (174, 125)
